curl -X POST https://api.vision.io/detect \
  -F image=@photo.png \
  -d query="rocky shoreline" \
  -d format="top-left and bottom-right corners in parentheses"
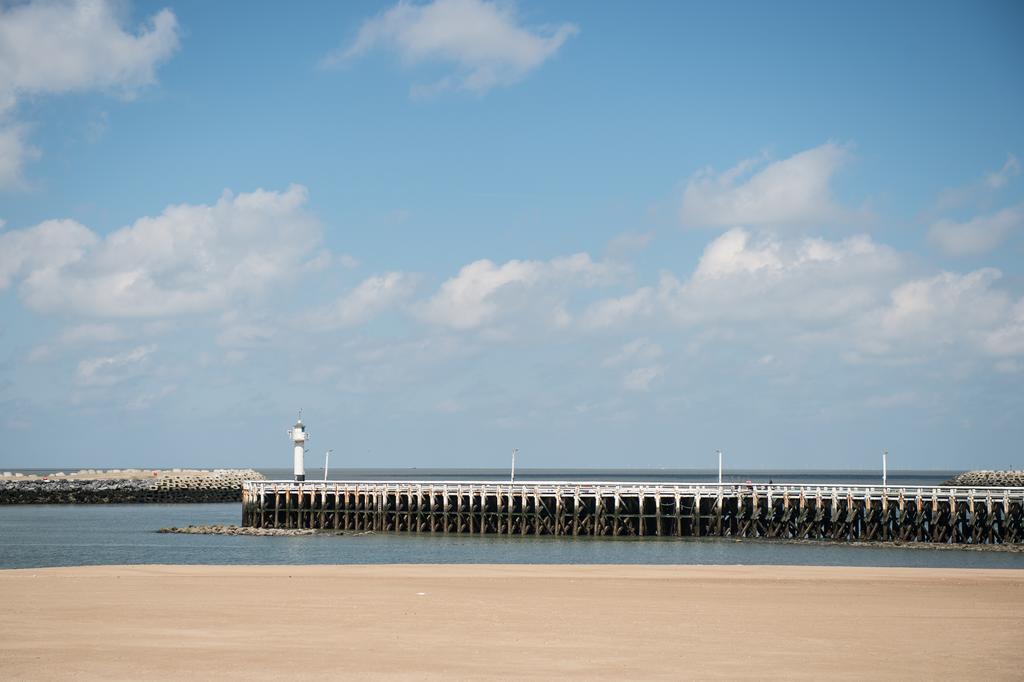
top-left (158, 524), bottom-right (345, 536)
top-left (941, 470), bottom-right (1024, 487)
top-left (0, 469), bottom-right (264, 504)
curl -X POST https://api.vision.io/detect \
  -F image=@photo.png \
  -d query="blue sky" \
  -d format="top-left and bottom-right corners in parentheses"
top-left (1, 0), bottom-right (1023, 471)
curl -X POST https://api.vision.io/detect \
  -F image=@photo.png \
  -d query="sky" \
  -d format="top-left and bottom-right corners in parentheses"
top-left (1, 0), bottom-right (1023, 471)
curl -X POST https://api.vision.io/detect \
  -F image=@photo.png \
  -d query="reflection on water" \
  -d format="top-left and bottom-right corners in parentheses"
top-left (1, 503), bottom-right (1022, 570)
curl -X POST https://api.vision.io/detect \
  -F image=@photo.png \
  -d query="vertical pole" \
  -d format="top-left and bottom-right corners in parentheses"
top-left (324, 450), bottom-right (332, 481)
top-left (511, 448), bottom-right (518, 483)
top-left (882, 450), bottom-right (888, 488)
top-left (717, 449), bottom-right (723, 486)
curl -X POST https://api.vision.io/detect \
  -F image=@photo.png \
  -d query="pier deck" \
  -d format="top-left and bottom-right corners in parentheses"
top-left (242, 480), bottom-right (1024, 544)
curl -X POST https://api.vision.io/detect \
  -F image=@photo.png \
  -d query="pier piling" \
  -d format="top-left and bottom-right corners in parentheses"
top-left (241, 479), bottom-right (1024, 545)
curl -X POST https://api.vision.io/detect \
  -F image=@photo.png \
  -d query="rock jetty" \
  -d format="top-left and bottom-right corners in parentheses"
top-left (943, 470), bottom-right (1024, 487)
top-left (0, 469), bottom-right (264, 504)
top-left (158, 524), bottom-right (328, 536)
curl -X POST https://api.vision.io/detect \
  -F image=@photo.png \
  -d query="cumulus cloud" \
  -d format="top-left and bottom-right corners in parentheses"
top-left (670, 229), bottom-right (905, 327)
top-left (680, 143), bottom-right (850, 228)
top-left (581, 227), bottom-right (1024, 366)
top-left (0, 0), bottom-right (180, 187)
top-left (1, 185), bottom-right (321, 316)
top-left (325, 0), bottom-right (577, 95)
top-left (418, 253), bottom-right (618, 330)
top-left (928, 204), bottom-right (1024, 256)
top-left (859, 269), bottom-right (1021, 359)
top-left (983, 299), bottom-right (1024, 358)
top-left (308, 272), bottom-right (418, 330)
top-left (583, 228), bottom-right (902, 331)
top-left (580, 287), bottom-right (656, 330)
top-left (0, 218), bottom-right (99, 289)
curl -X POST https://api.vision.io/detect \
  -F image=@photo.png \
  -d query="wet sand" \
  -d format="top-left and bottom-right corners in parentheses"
top-left (1, 564), bottom-right (1022, 680)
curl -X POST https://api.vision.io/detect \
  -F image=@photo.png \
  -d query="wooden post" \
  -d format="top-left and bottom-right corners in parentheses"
top-left (692, 490), bottom-right (701, 537)
top-left (573, 487), bottom-right (581, 536)
top-left (613, 489), bottom-right (621, 536)
top-left (521, 487), bottom-right (529, 536)
top-left (507, 485), bottom-right (514, 536)
top-left (675, 491), bottom-right (682, 537)
top-left (536, 485), bottom-right (544, 532)
top-left (715, 486), bottom-right (723, 537)
top-left (655, 489), bottom-right (662, 537)
top-left (638, 491), bottom-right (645, 537)
top-left (555, 487), bottom-right (562, 536)
top-left (443, 485), bottom-right (450, 534)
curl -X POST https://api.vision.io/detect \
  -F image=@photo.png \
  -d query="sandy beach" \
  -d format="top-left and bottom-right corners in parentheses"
top-left (1, 564), bottom-right (1022, 680)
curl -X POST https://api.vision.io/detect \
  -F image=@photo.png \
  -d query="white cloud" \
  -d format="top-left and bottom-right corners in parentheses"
top-left (928, 204), bottom-right (1024, 256)
top-left (680, 143), bottom-right (850, 228)
top-left (857, 269), bottom-right (1020, 360)
top-left (326, 0), bottom-right (578, 95)
top-left (985, 154), bottom-right (1021, 190)
top-left (76, 344), bottom-right (155, 386)
top-left (579, 287), bottom-right (655, 330)
top-left (0, 123), bottom-right (37, 189)
top-left (1, 185), bottom-right (322, 317)
top-left (59, 323), bottom-right (125, 345)
top-left (308, 272), bottom-right (417, 330)
top-left (0, 0), bottom-right (179, 188)
top-left (932, 153), bottom-right (1020, 213)
top-left (583, 228), bottom-right (902, 331)
top-left (670, 229), bottom-right (903, 325)
top-left (28, 323), bottom-right (142, 362)
top-left (0, 0), bottom-right (179, 112)
top-left (622, 365), bottom-right (664, 392)
top-left (215, 322), bottom-right (276, 349)
top-left (418, 253), bottom-right (617, 330)
top-left (576, 228), bottom-right (1024, 365)
top-left (0, 218), bottom-right (99, 289)
top-left (601, 338), bottom-right (663, 368)
top-left (983, 300), bottom-right (1024, 358)
top-left (126, 384), bottom-right (175, 411)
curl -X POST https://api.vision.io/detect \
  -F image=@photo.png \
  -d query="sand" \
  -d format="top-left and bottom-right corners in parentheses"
top-left (1, 564), bottom-right (1022, 680)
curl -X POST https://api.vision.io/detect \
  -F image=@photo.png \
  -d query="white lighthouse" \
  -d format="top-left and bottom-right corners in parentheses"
top-left (288, 414), bottom-right (308, 481)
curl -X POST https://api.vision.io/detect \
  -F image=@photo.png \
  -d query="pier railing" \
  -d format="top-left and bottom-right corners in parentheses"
top-left (242, 479), bottom-right (1024, 544)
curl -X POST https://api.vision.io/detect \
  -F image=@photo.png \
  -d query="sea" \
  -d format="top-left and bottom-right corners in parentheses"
top-left (2, 468), bottom-right (1023, 570)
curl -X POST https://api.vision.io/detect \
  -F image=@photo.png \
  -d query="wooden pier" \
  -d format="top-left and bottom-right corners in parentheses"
top-left (241, 480), bottom-right (1024, 544)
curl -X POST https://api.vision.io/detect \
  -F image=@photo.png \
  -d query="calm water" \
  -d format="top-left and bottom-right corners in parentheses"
top-left (3, 469), bottom-right (1020, 570)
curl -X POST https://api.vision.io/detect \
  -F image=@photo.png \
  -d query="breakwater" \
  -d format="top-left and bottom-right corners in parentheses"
top-left (0, 469), bottom-right (264, 504)
top-left (943, 470), bottom-right (1024, 487)
top-left (243, 480), bottom-right (1024, 545)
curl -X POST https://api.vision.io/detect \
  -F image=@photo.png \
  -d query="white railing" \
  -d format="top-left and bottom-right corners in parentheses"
top-left (244, 479), bottom-right (1024, 501)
